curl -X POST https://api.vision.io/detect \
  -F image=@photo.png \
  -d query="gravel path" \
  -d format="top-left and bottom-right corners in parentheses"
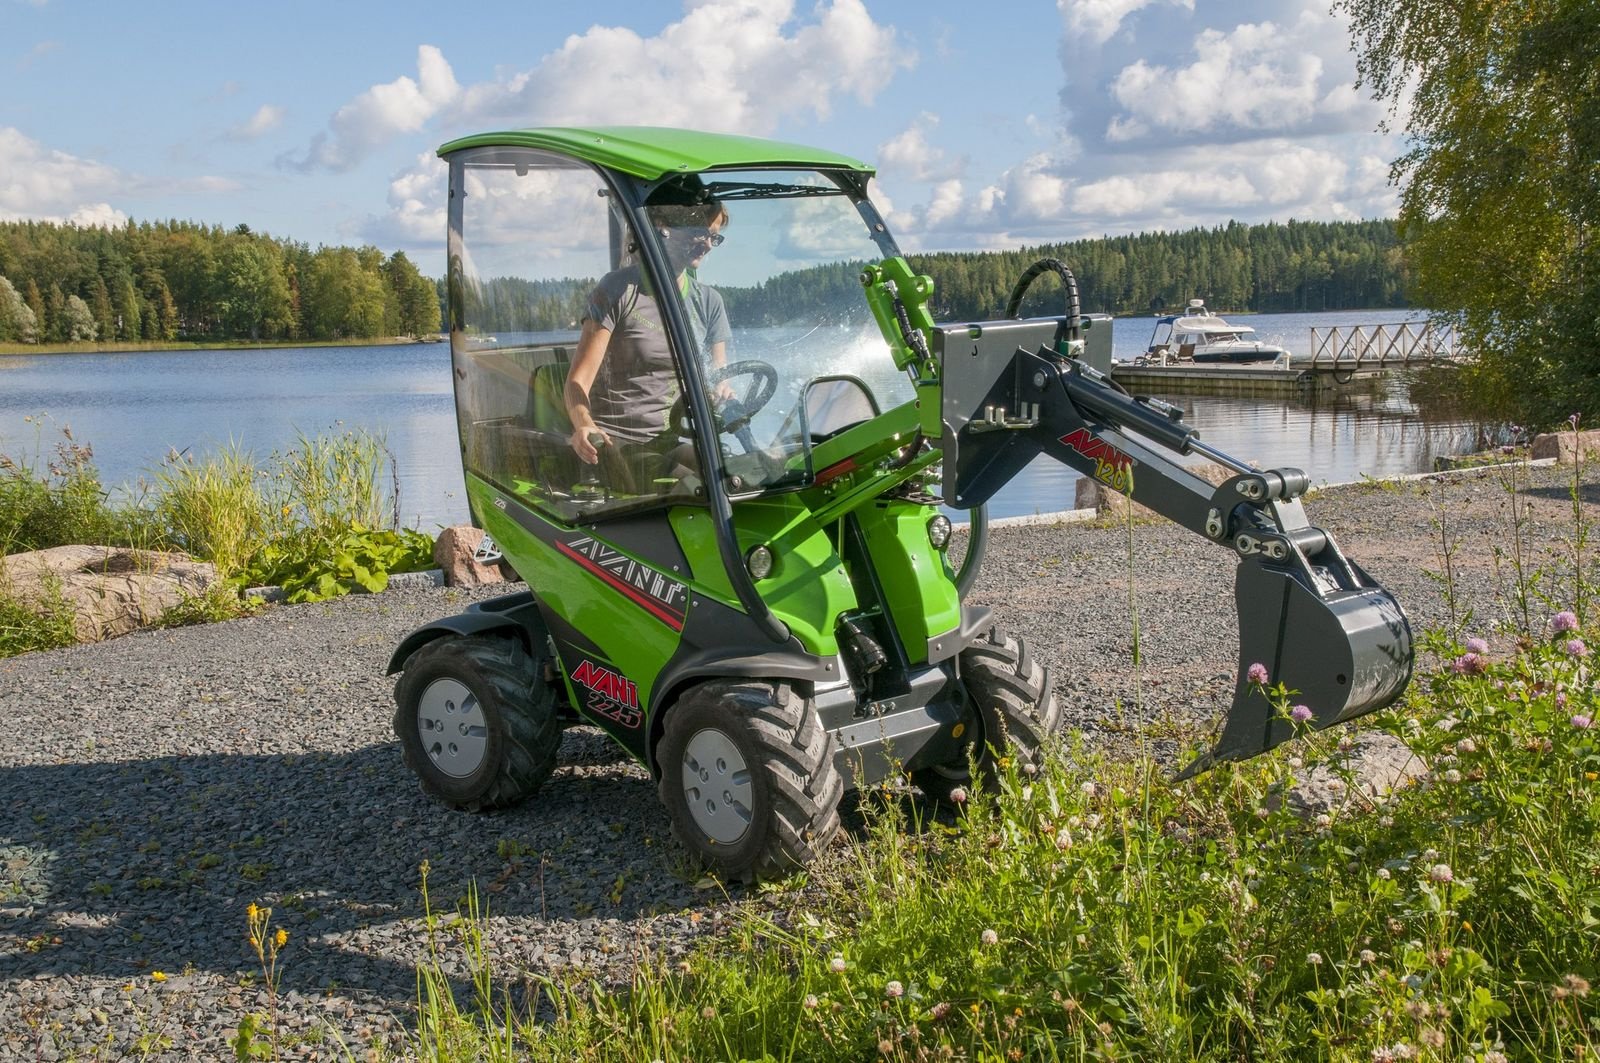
top-left (1, 462), bottom-right (1594, 1060)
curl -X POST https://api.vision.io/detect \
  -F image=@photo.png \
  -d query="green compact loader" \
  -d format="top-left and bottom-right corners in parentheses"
top-left (389, 127), bottom-right (1413, 880)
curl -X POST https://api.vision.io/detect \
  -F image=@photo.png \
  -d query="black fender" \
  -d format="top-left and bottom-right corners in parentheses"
top-left (386, 591), bottom-right (548, 675)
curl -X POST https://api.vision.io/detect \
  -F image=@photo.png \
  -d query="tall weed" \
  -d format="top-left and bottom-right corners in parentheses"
top-left (0, 418), bottom-right (142, 550)
top-left (152, 444), bottom-right (270, 581)
top-left (277, 427), bottom-right (396, 542)
top-left (0, 564), bottom-right (76, 656)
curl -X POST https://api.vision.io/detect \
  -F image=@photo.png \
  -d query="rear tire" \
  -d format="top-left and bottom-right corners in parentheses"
top-left (912, 626), bottom-right (1060, 801)
top-left (658, 680), bottom-right (843, 881)
top-left (394, 635), bottom-right (562, 811)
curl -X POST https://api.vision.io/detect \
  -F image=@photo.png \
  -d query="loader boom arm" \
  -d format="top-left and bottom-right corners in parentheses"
top-left (934, 327), bottom-right (1413, 773)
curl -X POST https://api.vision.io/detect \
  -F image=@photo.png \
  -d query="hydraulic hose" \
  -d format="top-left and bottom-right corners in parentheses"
top-left (1004, 258), bottom-right (1081, 341)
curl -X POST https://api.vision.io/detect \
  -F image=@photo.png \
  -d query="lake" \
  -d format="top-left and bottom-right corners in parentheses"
top-left (0, 308), bottom-right (1477, 527)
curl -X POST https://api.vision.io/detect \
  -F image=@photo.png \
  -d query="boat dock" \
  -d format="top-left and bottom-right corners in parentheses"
top-left (1110, 361), bottom-right (1385, 395)
top-left (1111, 320), bottom-right (1460, 395)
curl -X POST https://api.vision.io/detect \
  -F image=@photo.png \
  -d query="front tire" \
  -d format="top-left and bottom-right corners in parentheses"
top-left (658, 680), bottom-right (843, 881)
top-left (913, 626), bottom-right (1060, 801)
top-left (393, 635), bottom-right (562, 811)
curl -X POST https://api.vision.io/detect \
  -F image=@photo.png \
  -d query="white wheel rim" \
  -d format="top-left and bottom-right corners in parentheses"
top-left (417, 677), bottom-right (489, 779)
top-left (681, 727), bottom-right (754, 845)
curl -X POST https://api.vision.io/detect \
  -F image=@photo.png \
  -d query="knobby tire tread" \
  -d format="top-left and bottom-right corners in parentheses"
top-left (914, 624), bottom-right (1061, 799)
top-left (662, 679), bottom-right (842, 881)
top-left (394, 635), bottom-right (561, 813)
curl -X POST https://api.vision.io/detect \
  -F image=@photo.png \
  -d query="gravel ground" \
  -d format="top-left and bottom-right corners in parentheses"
top-left (1, 462), bottom-right (1594, 1060)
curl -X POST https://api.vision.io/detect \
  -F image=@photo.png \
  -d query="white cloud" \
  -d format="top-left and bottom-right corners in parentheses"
top-left (285, 45), bottom-right (461, 172)
top-left (227, 105), bottom-right (285, 141)
top-left (877, 113), bottom-right (964, 183)
top-left (302, 0), bottom-right (907, 179)
top-left (1103, 8), bottom-right (1379, 143)
top-left (0, 127), bottom-right (238, 226)
top-left (457, 0), bottom-right (910, 133)
top-left (0, 126), bottom-right (123, 223)
top-left (373, 151), bottom-right (448, 246)
top-left (1059, 0), bottom-right (1193, 45)
top-left (66, 203), bottom-right (129, 228)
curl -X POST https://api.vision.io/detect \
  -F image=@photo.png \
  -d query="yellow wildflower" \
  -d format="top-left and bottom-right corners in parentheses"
top-left (1587, 772), bottom-right (1598, 781)
top-left (1462, 921), bottom-right (1472, 931)
top-left (247, 903), bottom-right (259, 921)
top-left (274, 928), bottom-right (288, 948)
top-left (151, 971), bottom-right (167, 982)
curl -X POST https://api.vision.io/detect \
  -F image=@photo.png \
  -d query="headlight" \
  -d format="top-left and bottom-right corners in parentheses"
top-left (745, 543), bottom-right (776, 580)
top-left (927, 514), bottom-right (953, 550)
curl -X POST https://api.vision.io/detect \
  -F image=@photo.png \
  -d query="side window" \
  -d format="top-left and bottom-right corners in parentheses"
top-left (449, 149), bottom-right (705, 523)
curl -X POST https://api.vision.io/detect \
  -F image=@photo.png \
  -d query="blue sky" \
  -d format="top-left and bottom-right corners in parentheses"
top-left (0, 0), bottom-right (1401, 263)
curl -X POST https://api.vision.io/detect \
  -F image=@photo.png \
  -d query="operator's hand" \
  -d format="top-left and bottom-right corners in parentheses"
top-left (571, 426), bottom-right (609, 464)
top-left (713, 379), bottom-right (737, 402)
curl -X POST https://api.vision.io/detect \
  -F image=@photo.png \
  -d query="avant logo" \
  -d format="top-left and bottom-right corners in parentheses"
top-left (555, 534), bottom-right (688, 630)
top-left (571, 658), bottom-right (642, 729)
top-left (1059, 428), bottom-right (1134, 472)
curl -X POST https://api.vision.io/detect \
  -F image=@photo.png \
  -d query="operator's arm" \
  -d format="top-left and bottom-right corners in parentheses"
top-left (565, 318), bottom-right (611, 464)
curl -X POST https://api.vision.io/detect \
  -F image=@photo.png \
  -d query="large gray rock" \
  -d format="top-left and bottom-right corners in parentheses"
top-left (0, 545), bottom-right (217, 643)
top-left (1531, 428), bottom-right (1600, 463)
top-left (1286, 731), bottom-right (1425, 818)
top-left (432, 525), bottom-right (505, 587)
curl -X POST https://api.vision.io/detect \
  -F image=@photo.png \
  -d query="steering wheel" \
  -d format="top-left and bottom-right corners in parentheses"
top-left (705, 360), bottom-right (779, 435)
top-left (671, 359), bottom-right (780, 453)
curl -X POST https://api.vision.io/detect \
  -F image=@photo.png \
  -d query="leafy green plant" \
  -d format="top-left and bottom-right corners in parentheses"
top-left (276, 427), bottom-right (395, 542)
top-left (243, 526), bottom-right (434, 603)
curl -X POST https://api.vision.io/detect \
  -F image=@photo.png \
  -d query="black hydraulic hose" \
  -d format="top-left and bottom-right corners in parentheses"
top-left (1004, 258), bottom-right (1081, 340)
top-left (955, 504), bottom-right (989, 598)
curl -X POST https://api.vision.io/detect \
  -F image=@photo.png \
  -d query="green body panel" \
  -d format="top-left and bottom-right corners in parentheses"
top-left (670, 499), bottom-right (855, 658)
top-left (465, 475), bottom-right (678, 746)
top-left (437, 126), bottom-right (873, 180)
top-left (855, 502), bottom-right (961, 665)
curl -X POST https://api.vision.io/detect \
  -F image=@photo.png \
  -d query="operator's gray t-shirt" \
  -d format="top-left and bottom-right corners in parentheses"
top-left (584, 266), bottom-right (730, 445)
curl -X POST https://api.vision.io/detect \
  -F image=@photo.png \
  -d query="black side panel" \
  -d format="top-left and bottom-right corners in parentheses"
top-left (586, 511), bottom-right (695, 581)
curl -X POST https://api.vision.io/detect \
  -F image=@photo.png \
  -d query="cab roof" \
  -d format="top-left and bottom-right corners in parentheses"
top-left (437, 126), bottom-right (874, 180)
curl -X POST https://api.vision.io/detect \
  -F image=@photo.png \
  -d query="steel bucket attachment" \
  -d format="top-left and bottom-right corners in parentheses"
top-left (1178, 556), bottom-right (1413, 779)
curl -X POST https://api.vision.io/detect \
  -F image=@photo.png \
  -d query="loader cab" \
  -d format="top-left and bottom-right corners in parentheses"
top-left (444, 137), bottom-right (913, 535)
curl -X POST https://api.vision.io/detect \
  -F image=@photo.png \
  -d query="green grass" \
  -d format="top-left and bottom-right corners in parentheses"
top-left (396, 457), bottom-right (1599, 1063)
top-left (402, 621), bottom-right (1598, 1061)
top-left (0, 566), bottom-right (76, 656)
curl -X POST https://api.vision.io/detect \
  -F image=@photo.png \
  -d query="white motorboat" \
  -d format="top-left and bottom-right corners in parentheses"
top-left (1140, 300), bottom-right (1288, 364)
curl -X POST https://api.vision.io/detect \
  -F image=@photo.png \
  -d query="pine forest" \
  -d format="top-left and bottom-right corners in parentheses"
top-left (0, 216), bottom-right (1407, 345)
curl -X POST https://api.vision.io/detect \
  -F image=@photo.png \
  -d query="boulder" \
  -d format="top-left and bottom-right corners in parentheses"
top-left (1286, 731), bottom-right (1425, 818)
top-left (433, 525), bottom-right (505, 587)
top-left (1076, 459), bottom-right (1239, 520)
top-left (0, 546), bottom-right (217, 643)
top-left (1530, 428), bottom-right (1600, 464)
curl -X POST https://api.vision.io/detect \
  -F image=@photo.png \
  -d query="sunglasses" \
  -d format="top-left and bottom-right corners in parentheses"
top-left (664, 226), bottom-right (725, 247)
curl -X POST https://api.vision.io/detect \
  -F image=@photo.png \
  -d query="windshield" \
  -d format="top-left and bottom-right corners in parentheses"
top-left (446, 152), bottom-right (910, 526)
top-left (681, 169), bottom-right (911, 494)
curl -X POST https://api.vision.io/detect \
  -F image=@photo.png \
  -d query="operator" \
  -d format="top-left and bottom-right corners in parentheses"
top-left (563, 187), bottom-right (731, 484)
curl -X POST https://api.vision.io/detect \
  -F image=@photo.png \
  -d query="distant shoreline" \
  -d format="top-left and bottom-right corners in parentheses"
top-left (0, 335), bottom-right (446, 357)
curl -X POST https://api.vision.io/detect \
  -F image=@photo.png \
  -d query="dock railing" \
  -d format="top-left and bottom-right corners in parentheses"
top-left (1291, 320), bottom-right (1459, 371)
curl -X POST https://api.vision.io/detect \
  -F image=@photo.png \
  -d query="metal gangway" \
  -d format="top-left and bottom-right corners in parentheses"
top-left (1281, 320), bottom-right (1460, 372)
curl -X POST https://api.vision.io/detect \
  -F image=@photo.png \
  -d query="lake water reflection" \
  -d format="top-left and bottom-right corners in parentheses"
top-left (0, 309), bottom-right (1476, 528)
